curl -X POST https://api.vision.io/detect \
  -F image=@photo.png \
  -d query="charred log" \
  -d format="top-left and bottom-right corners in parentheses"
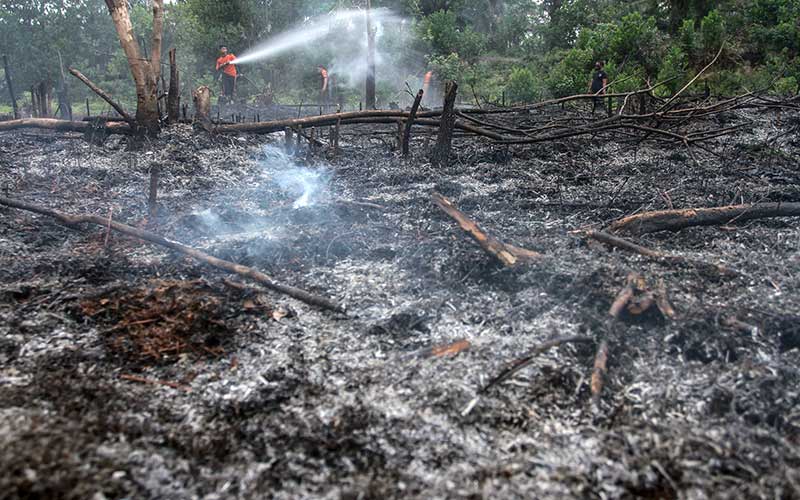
top-left (0, 196), bottom-right (344, 313)
top-left (608, 203), bottom-right (800, 235)
top-left (432, 192), bottom-right (541, 267)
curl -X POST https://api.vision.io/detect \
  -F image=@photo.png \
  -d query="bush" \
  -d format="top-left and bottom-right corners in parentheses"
top-left (506, 67), bottom-right (538, 103)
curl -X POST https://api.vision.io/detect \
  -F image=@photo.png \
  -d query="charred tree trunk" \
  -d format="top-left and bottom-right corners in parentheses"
top-left (3, 55), bottom-right (20, 119)
top-left (167, 48), bottom-right (180, 124)
top-left (104, 0), bottom-right (163, 134)
top-left (430, 81), bottom-right (458, 165)
top-left (365, 0), bottom-right (376, 110)
top-left (31, 81), bottom-right (52, 118)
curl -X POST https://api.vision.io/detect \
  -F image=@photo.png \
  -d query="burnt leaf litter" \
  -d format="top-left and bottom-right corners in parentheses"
top-left (1, 105), bottom-right (800, 499)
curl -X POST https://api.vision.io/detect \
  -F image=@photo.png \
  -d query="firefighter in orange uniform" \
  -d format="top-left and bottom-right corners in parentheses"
top-left (216, 46), bottom-right (238, 102)
top-left (422, 70), bottom-right (433, 104)
top-left (317, 65), bottom-right (329, 105)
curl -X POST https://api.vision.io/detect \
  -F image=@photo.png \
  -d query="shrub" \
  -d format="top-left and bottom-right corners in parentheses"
top-left (506, 67), bottom-right (538, 103)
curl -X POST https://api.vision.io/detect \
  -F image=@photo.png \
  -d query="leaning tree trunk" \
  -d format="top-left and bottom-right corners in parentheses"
top-left (104, 0), bottom-right (163, 134)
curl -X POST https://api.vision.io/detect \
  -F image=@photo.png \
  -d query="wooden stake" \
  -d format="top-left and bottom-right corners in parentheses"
top-left (402, 89), bottom-right (423, 156)
top-left (148, 165), bottom-right (160, 221)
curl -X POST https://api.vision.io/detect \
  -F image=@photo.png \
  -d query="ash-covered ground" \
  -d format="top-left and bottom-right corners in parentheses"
top-left (1, 106), bottom-right (799, 500)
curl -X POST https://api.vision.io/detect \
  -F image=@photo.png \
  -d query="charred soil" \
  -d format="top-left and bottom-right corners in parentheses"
top-left (1, 106), bottom-right (799, 499)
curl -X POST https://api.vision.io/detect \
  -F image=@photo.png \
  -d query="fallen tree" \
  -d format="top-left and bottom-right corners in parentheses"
top-left (0, 196), bottom-right (343, 313)
top-left (0, 118), bottom-right (131, 134)
top-left (608, 203), bottom-right (800, 235)
top-left (68, 68), bottom-right (134, 125)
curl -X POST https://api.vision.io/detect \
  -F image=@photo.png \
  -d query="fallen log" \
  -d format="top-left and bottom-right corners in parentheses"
top-left (0, 196), bottom-right (343, 313)
top-left (608, 203), bottom-right (800, 235)
top-left (69, 67), bottom-right (135, 124)
top-left (339, 117), bottom-right (506, 141)
top-left (579, 229), bottom-right (734, 276)
top-left (432, 192), bottom-right (541, 267)
top-left (215, 109), bottom-right (415, 134)
top-left (0, 118), bottom-right (131, 134)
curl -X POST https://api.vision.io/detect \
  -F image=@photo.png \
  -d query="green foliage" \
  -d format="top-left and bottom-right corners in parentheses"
top-left (699, 9), bottom-right (725, 55)
top-left (545, 48), bottom-right (593, 97)
top-left (656, 46), bottom-right (690, 94)
top-left (417, 10), bottom-right (487, 61)
top-left (505, 67), bottom-right (538, 103)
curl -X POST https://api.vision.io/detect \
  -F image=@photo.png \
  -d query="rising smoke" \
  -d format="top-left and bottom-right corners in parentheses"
top-left (262, 145), bottom-right (331, 209)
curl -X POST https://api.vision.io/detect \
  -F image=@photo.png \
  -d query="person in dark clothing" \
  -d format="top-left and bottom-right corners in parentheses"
top-left (588, 61), bottom-right (608, 114)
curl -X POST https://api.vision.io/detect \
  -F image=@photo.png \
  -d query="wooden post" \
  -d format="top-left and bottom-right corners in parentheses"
top-left (86, 98), bottom-right (91, 117)
top-left (396, 119), bottom-right (404, 151)
top-left (148, 165), bottom-right (160, 221)
top-left (167, 48), bottom-right (180, 124)
top-left (402, 89), bottom-right (423, 156)
top-left (284, 127), bottom-right (293, 154)
top-left (365, 0), bottom-right (376, 110)
top-left (333, 116), bottom-right (340, 155)
top-left (2, 55), bottom-right (19, 119)
top-left (430, 80), bottom-right (458, 165)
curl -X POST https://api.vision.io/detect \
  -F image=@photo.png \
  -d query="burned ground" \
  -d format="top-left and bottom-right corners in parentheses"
top-left (1, 107), bottom-right (799, 499)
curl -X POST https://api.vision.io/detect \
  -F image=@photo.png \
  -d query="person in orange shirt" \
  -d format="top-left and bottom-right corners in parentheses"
top-left (317, 65), bottom-right (329, 105)
top-left (216, 46), bottom-right (238, 101)
top-left (422, 70), bottom-right (433, 104)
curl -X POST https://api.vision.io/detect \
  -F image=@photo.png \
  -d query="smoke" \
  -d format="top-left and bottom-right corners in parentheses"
top-left (260, 145), bottom-right (331, 209)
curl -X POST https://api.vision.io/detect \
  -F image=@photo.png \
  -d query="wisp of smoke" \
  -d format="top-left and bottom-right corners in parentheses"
top-left (261, 145), bottom-right (331, 209)
top-left (234, 8), bottom-right (403, 65)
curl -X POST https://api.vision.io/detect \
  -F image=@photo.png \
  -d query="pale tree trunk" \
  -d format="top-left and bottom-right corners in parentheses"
top-left (104, 0), bottom-right (164, 134)
top-left (365, 0), bottom-right (376, 110)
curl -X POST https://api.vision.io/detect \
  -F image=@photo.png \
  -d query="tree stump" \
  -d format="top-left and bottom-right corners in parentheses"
top-left (430, 81), bottom-right (458, 166)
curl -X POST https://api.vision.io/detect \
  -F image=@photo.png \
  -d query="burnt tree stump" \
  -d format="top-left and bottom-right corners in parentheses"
top-left (430, 81), bottom-right (458, 166)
